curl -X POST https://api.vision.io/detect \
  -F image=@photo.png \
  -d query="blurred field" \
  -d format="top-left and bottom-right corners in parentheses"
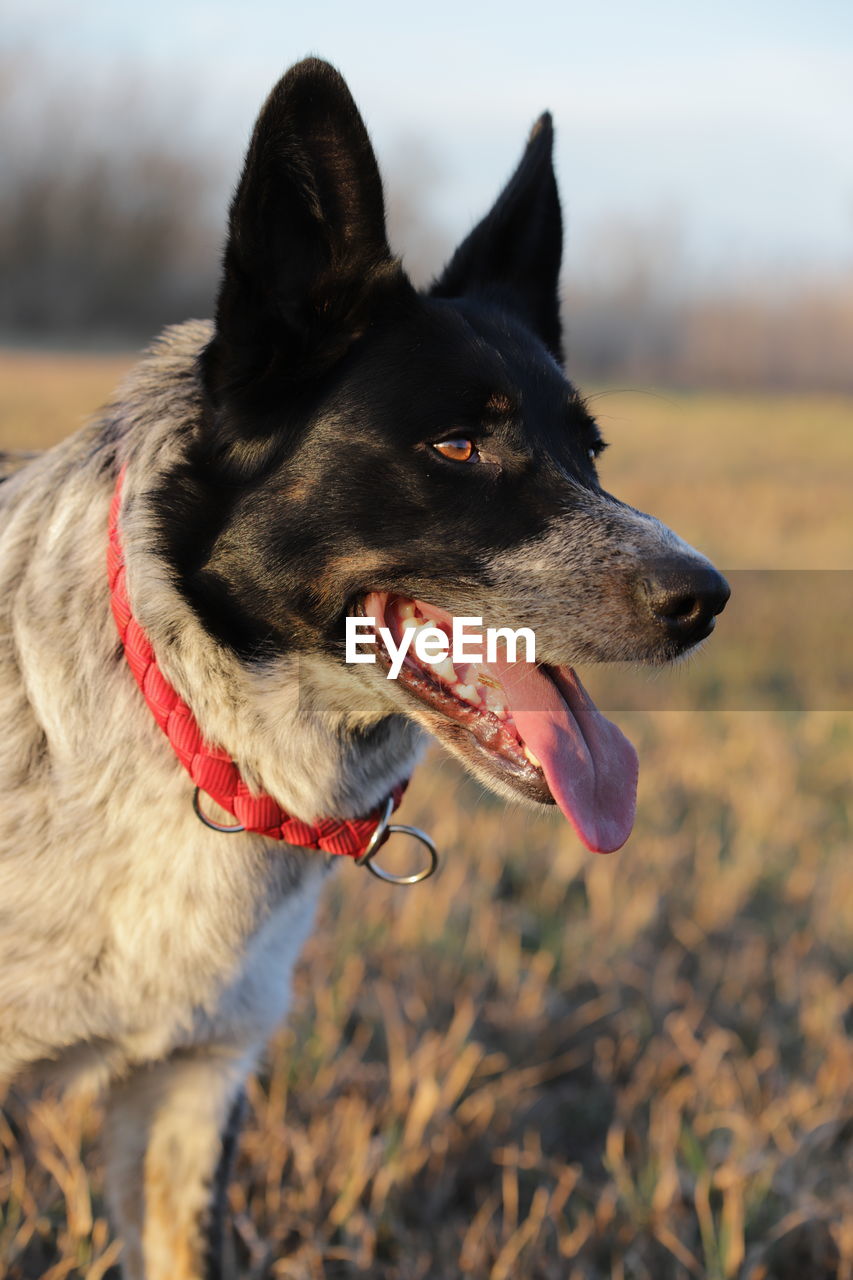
top-left (0, 352), bottom-right (851, 1280)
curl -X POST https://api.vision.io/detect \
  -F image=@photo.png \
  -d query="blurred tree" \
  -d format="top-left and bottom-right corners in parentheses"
top-left (1, 51), bottom-right (850, 389)
top-left (0, 52), bottom-right (220, 342)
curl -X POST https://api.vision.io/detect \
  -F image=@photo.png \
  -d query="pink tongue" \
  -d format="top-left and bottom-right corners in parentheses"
top-left (490, 656), bottom-right (638, 853)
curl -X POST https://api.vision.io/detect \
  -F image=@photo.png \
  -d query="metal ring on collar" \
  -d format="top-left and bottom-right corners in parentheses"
top-left (356, 795), bottom-right (439, 885)
top-left (193, 786), bottom-right (246, 833)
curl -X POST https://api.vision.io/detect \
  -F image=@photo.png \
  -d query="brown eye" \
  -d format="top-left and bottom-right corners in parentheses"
top-left (433, 438), bottom-right (477, 463)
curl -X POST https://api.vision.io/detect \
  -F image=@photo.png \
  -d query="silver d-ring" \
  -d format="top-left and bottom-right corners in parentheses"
top-left (356, 797), bottom-right (439, 886)
top-left (193, 786), bottom-right (246, 833)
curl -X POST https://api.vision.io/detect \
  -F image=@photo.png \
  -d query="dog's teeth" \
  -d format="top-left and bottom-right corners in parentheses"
top-left (523, 746), bottom-right (542, 769)
top-left (413, 620), bottom-right (443, 645)
top-left (432, 655), bottom-right (457, 683)
top-left (454, 683), bottom-right (481, 706)
top-left (397, 601), bottom-right (418, 622)
top-left (481, 686), bottom-right (507, 718)
top-left (473, 686), bottom-right (502, 716)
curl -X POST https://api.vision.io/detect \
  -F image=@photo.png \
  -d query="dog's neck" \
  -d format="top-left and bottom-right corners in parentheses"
top-left (122, 503), bottom-right (421, 824)
top-left (112, 322), bottom-right (423, 824)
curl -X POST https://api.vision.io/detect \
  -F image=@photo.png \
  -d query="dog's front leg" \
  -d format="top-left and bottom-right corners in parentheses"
top-left (103, 1046), bottom-right (255, 1280)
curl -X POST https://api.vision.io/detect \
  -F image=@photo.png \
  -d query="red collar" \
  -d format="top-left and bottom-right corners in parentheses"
top-left (107, 470), bottom-right (406, 858)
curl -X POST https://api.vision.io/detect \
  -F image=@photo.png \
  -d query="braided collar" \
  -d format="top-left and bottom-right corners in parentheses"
top-left (107, 470), bottom-right (407, 858)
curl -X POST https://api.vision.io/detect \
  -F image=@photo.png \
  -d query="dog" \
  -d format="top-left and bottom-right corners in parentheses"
top-left (0, 57), bottom-right (728, 1279)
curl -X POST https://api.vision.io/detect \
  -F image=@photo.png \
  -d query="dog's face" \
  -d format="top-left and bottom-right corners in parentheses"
top-left (155, 59), bottom-right (728, 852)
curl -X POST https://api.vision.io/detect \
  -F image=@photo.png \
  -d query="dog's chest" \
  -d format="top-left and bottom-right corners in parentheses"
top-left (96, 823), bottom-right (328, 1061)
top-left (0, 674), bottom-right (328, 1071)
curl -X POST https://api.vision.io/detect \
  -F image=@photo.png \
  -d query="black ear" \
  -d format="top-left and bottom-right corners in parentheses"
top-left (430, 114), bottom-right (563, 360)
top-left (203, 59), bottom-right (407, 397)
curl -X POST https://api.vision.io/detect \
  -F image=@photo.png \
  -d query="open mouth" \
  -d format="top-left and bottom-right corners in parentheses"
top-left (359, 592), bottom-right (638, 853)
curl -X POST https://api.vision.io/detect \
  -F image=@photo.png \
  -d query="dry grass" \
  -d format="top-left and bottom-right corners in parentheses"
top-left (0, 353), bottom-right (851, 1279)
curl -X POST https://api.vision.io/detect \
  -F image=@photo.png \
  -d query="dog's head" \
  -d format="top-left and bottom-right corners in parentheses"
top-left (159, 58), bottom-right (728, 852)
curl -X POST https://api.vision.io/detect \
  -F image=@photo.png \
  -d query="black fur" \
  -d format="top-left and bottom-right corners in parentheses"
top-left (430, 112), bottom-right (564, 361)
top-left (156, 65), bottom-right (601, 660)
top-left (152, 57), bottom-right (726, 677)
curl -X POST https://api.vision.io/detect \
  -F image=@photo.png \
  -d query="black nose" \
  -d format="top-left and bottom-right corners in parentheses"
top-left (642, 559), bottom-right (730, 647)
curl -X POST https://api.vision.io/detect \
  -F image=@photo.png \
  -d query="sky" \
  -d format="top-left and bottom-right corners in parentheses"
top-left (3, 0), bottom-right (852, 285)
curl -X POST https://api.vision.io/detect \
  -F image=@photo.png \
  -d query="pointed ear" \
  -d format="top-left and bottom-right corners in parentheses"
top-left (203, 58), bottom-right (408, 396)
top-left (430, 114), bottom-right (563, 360)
